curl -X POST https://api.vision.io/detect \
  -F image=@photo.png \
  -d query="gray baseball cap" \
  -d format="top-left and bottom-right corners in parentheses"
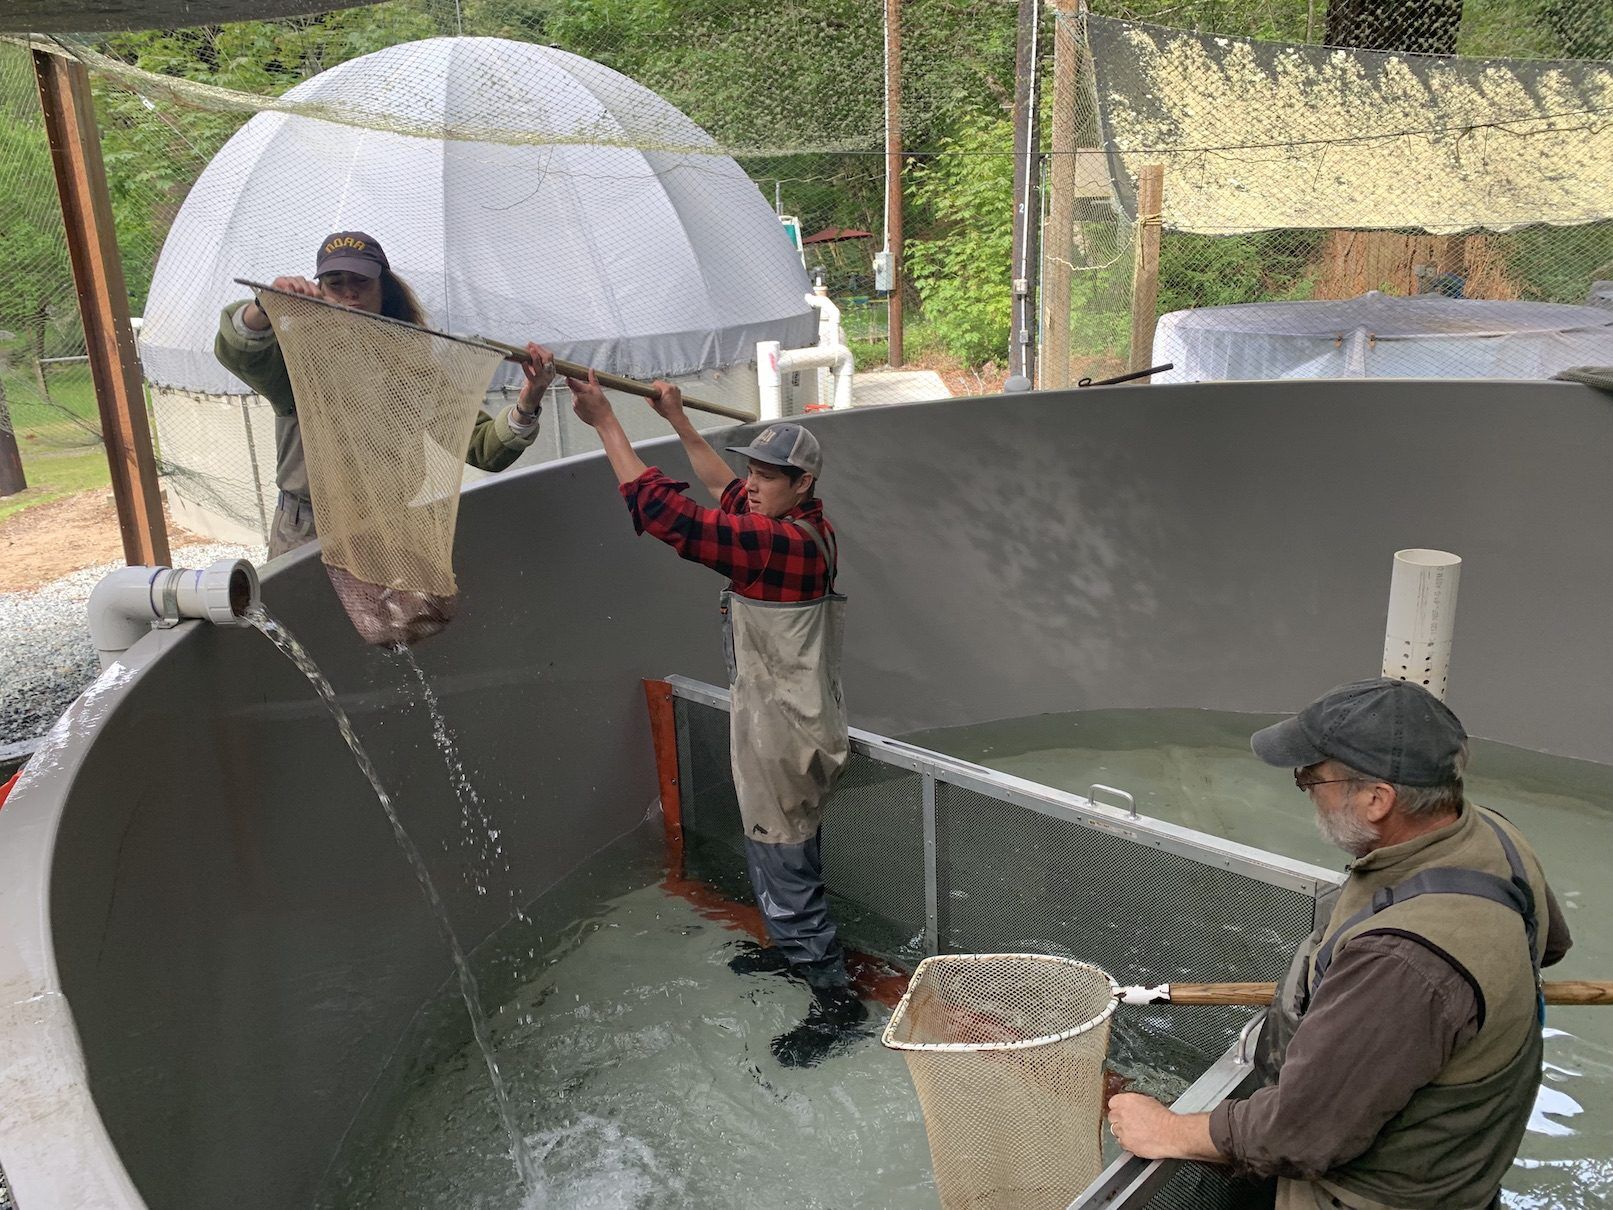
top-left (1250, 677), bottom-right (1467, 786)
top-left (316, 230), bottom-right (389, 279)
top-left (726, 422), bottom-right (822, 477)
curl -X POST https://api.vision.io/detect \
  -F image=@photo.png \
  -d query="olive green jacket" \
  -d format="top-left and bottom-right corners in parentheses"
top-left (214, 299), bottom-right (537, 497)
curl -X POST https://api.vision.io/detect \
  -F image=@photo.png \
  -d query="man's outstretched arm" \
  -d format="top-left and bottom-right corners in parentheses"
top-left (649, 380), bottom-right (738, 502)
top-left (568, 370), bottom-right (647, 486)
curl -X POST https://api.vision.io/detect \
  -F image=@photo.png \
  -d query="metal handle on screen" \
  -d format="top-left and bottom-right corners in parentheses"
top-left (1089, 784), bottom-right (1137, 819)
top-left (1236, 1013), bottom-right (1264, 1065)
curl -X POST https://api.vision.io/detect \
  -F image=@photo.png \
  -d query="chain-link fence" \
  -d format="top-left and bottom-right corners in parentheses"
top-left (0, 1), bottom-right (1609, 548)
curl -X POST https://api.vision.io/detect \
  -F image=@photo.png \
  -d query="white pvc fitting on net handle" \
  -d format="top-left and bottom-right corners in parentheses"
top-left (1382, 548), bottom-right (1461, 700)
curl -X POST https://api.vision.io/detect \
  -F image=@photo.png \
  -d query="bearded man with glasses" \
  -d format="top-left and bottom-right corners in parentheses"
top-left (1111, 677), bottom-right (1572, 1210)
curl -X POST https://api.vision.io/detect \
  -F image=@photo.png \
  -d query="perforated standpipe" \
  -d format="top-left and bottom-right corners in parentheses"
top-left (1381, 549), bottom-right (1461, 700)
top-left (883, 954), bottom-right (1119, 1210)
top-left (256, 289), bottom-right (506, 646)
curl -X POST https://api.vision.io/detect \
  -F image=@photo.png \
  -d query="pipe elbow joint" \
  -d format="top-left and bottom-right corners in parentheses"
top-left (87, 559), bottom-right (261, 669)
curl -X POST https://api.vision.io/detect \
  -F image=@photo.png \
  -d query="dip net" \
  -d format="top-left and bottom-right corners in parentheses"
top-left (882, 953), bottom-right (1119, 1210)
top-left (254, 287), bottom-right (506, 646)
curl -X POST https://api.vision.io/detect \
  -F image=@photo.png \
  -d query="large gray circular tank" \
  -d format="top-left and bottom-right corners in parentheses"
top-left (2, 379), bottom-right (1610, 1206)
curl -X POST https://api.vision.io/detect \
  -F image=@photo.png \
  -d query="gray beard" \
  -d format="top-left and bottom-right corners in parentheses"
top-left (1315, 802), bottom-right (1380, 856)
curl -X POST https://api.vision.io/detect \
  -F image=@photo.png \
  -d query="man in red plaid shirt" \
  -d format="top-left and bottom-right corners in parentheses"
top-left (569, 369), bottom-right (864, 1067)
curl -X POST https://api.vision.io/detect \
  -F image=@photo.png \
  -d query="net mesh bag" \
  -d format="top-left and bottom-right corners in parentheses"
top-left (882, 954), bottom-right (1119, 1210)
top-left (256, 288), bottom-right (506, 646)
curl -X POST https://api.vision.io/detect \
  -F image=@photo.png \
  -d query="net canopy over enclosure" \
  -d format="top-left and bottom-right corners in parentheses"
top-left (137, 36), bottom-right (815, 396)
top-left (1088, 16), bottom-right (1613, 236)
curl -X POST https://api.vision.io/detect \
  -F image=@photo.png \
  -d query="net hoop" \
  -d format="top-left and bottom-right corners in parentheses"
top-left (881, 953), bottom-right (1120, 1053)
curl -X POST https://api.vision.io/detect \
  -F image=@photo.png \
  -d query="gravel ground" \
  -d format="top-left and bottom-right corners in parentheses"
top-left (0, 541), bottom-right (265, 748)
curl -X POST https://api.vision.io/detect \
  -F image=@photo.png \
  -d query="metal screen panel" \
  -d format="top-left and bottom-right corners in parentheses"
top-left (675, 695), bottom-right (929, 961)
top-left (818, 754), bottom-right (927, 962)
top-left (676, 695), bottom-right (751, 903)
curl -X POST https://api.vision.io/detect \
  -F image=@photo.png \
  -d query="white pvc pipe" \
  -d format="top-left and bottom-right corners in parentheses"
top-left (804, 288), bottom-right (844, 407)
top-left (1382, 548), bottom-right (1461, 700)
top-left (756, 339), bottom-right (855, 418)
top-left (757, 339), bottom-right (784, 420)
top-left (86, 559), bottom-right (261, 668)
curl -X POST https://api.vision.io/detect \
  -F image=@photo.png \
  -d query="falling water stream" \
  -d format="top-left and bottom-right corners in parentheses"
top-left (244, 605), bottom-right (541, 1199)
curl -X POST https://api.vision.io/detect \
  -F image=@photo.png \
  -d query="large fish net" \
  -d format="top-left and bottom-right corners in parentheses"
top-left (882, 953), bottom-right (1119, 1210)
top-left (255, 287), bottom-right (506, 646)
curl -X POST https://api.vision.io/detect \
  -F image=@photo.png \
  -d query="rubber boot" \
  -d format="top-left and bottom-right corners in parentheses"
top-left (771, 984), bottom-right (869, 1068)
top-left (727, 940), bottom-right (799, 979)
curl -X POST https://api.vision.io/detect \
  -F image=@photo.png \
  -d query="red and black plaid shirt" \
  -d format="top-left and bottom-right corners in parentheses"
top-left (621, 467), bottom-right (836, 602)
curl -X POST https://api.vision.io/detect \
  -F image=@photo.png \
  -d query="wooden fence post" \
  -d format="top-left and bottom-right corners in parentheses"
top-left (33, 45), bottom-right (169, 566)
top-left (1128, 164), bottom-right (1164, 378)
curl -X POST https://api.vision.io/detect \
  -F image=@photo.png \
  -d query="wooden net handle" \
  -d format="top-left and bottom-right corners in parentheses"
top-left (484, 338), bottom-right (756, 424)
top-left (1160, 980), bottom-right (1613, 1006)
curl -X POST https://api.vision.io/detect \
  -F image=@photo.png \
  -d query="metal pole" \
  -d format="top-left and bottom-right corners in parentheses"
top-left (1128, 164), bottom-right (1164, 377)
top-left (1043, 0), bottom-right (1081, 388)
top-left (1009, 0), bottom-right (1043, 385)
top-left (33, 45), bottom-right (169, 565)
top-left (884, 0), bottom-right (904, 367)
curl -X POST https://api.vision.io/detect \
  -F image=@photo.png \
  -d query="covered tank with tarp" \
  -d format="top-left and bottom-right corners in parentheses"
top-left (1153, 291), bottom-right (1613, 381)
top-left (131, 36), bottom-right (814, 543)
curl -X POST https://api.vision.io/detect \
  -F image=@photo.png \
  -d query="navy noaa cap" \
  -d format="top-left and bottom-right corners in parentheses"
top-left (1250, 677), bottom-right (1467, 787)
top-left (726, 422), bottom-right (823, 477)
top-left (316, 231), bottom-right (388, 279)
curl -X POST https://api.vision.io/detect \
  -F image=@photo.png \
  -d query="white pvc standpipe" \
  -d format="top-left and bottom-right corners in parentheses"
top-left (1382, 549), bottom-right (1461, 700)
top-left (804, 288), bottom-right (843, 406)
top-left (757, 339), bottom-right (784, 420)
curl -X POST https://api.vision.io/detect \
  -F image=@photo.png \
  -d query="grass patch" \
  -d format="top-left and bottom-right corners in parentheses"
top-left (0, 446), bottom-right (110, 524)
top-left (0, 362), bottom-right (113, 523)
top-left (1, 364), bottom-right (103, 452)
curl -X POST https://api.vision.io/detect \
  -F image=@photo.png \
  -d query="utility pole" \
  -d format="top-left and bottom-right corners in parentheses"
top-left (883, 0), bottom-right (904, 367)
top-left (33, 45), bottom-right (168, 565)
top-left (1008, 0), bottom-right (1042, 387)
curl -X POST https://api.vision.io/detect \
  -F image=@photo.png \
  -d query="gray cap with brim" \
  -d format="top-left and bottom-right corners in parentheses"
top-left (1250, 676), bottom-right (1467, 786)
top-left (725, 422), bottom-right (822, 477)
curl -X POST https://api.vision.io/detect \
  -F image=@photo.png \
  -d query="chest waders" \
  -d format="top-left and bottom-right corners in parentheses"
top-left (1259, 809), bottom-right (1545, 1210)
top-left (721, 518), bottom-right (850, 988)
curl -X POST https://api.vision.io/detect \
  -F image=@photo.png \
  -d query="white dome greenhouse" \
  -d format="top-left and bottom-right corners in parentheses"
top-left (137, 37), bottom-right (816, 543)
top-left (140, 36), bottom-right (814, 393)
top-left (1153, 291), bottom-right (1613, 383)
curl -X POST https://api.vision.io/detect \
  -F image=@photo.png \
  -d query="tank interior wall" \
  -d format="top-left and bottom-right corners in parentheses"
top-left (27, 377), bottom-right (1613, 1208)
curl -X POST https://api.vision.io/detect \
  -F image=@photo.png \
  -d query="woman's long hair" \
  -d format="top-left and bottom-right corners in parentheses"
top-left (380, 270), bottom-right (427, 326)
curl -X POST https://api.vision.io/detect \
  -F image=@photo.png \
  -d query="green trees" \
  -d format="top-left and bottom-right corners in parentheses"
top-left (905, 117), bottom-right (1016, 368)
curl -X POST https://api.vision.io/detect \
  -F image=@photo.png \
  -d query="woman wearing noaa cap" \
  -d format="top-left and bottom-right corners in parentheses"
top-left (215, 230), bottom-right (556, 558)
top-left (569, 370), bottom-right (863, 1068)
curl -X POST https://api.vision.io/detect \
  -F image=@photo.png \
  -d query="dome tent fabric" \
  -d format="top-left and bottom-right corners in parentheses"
top-left (138, 37), bottom-right (815, 396)
top-left (1153, 292), bottom-right (1613, 383)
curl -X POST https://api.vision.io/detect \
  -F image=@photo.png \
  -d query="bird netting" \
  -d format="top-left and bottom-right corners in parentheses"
top-left (253, 285), bottom-right (505, 646)
top-left (883, 953), bottom-right (1120, 1210)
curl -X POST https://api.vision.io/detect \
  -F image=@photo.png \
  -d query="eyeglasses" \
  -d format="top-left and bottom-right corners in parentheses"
top-left (1293, 770), bottom-right (1363, 794)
